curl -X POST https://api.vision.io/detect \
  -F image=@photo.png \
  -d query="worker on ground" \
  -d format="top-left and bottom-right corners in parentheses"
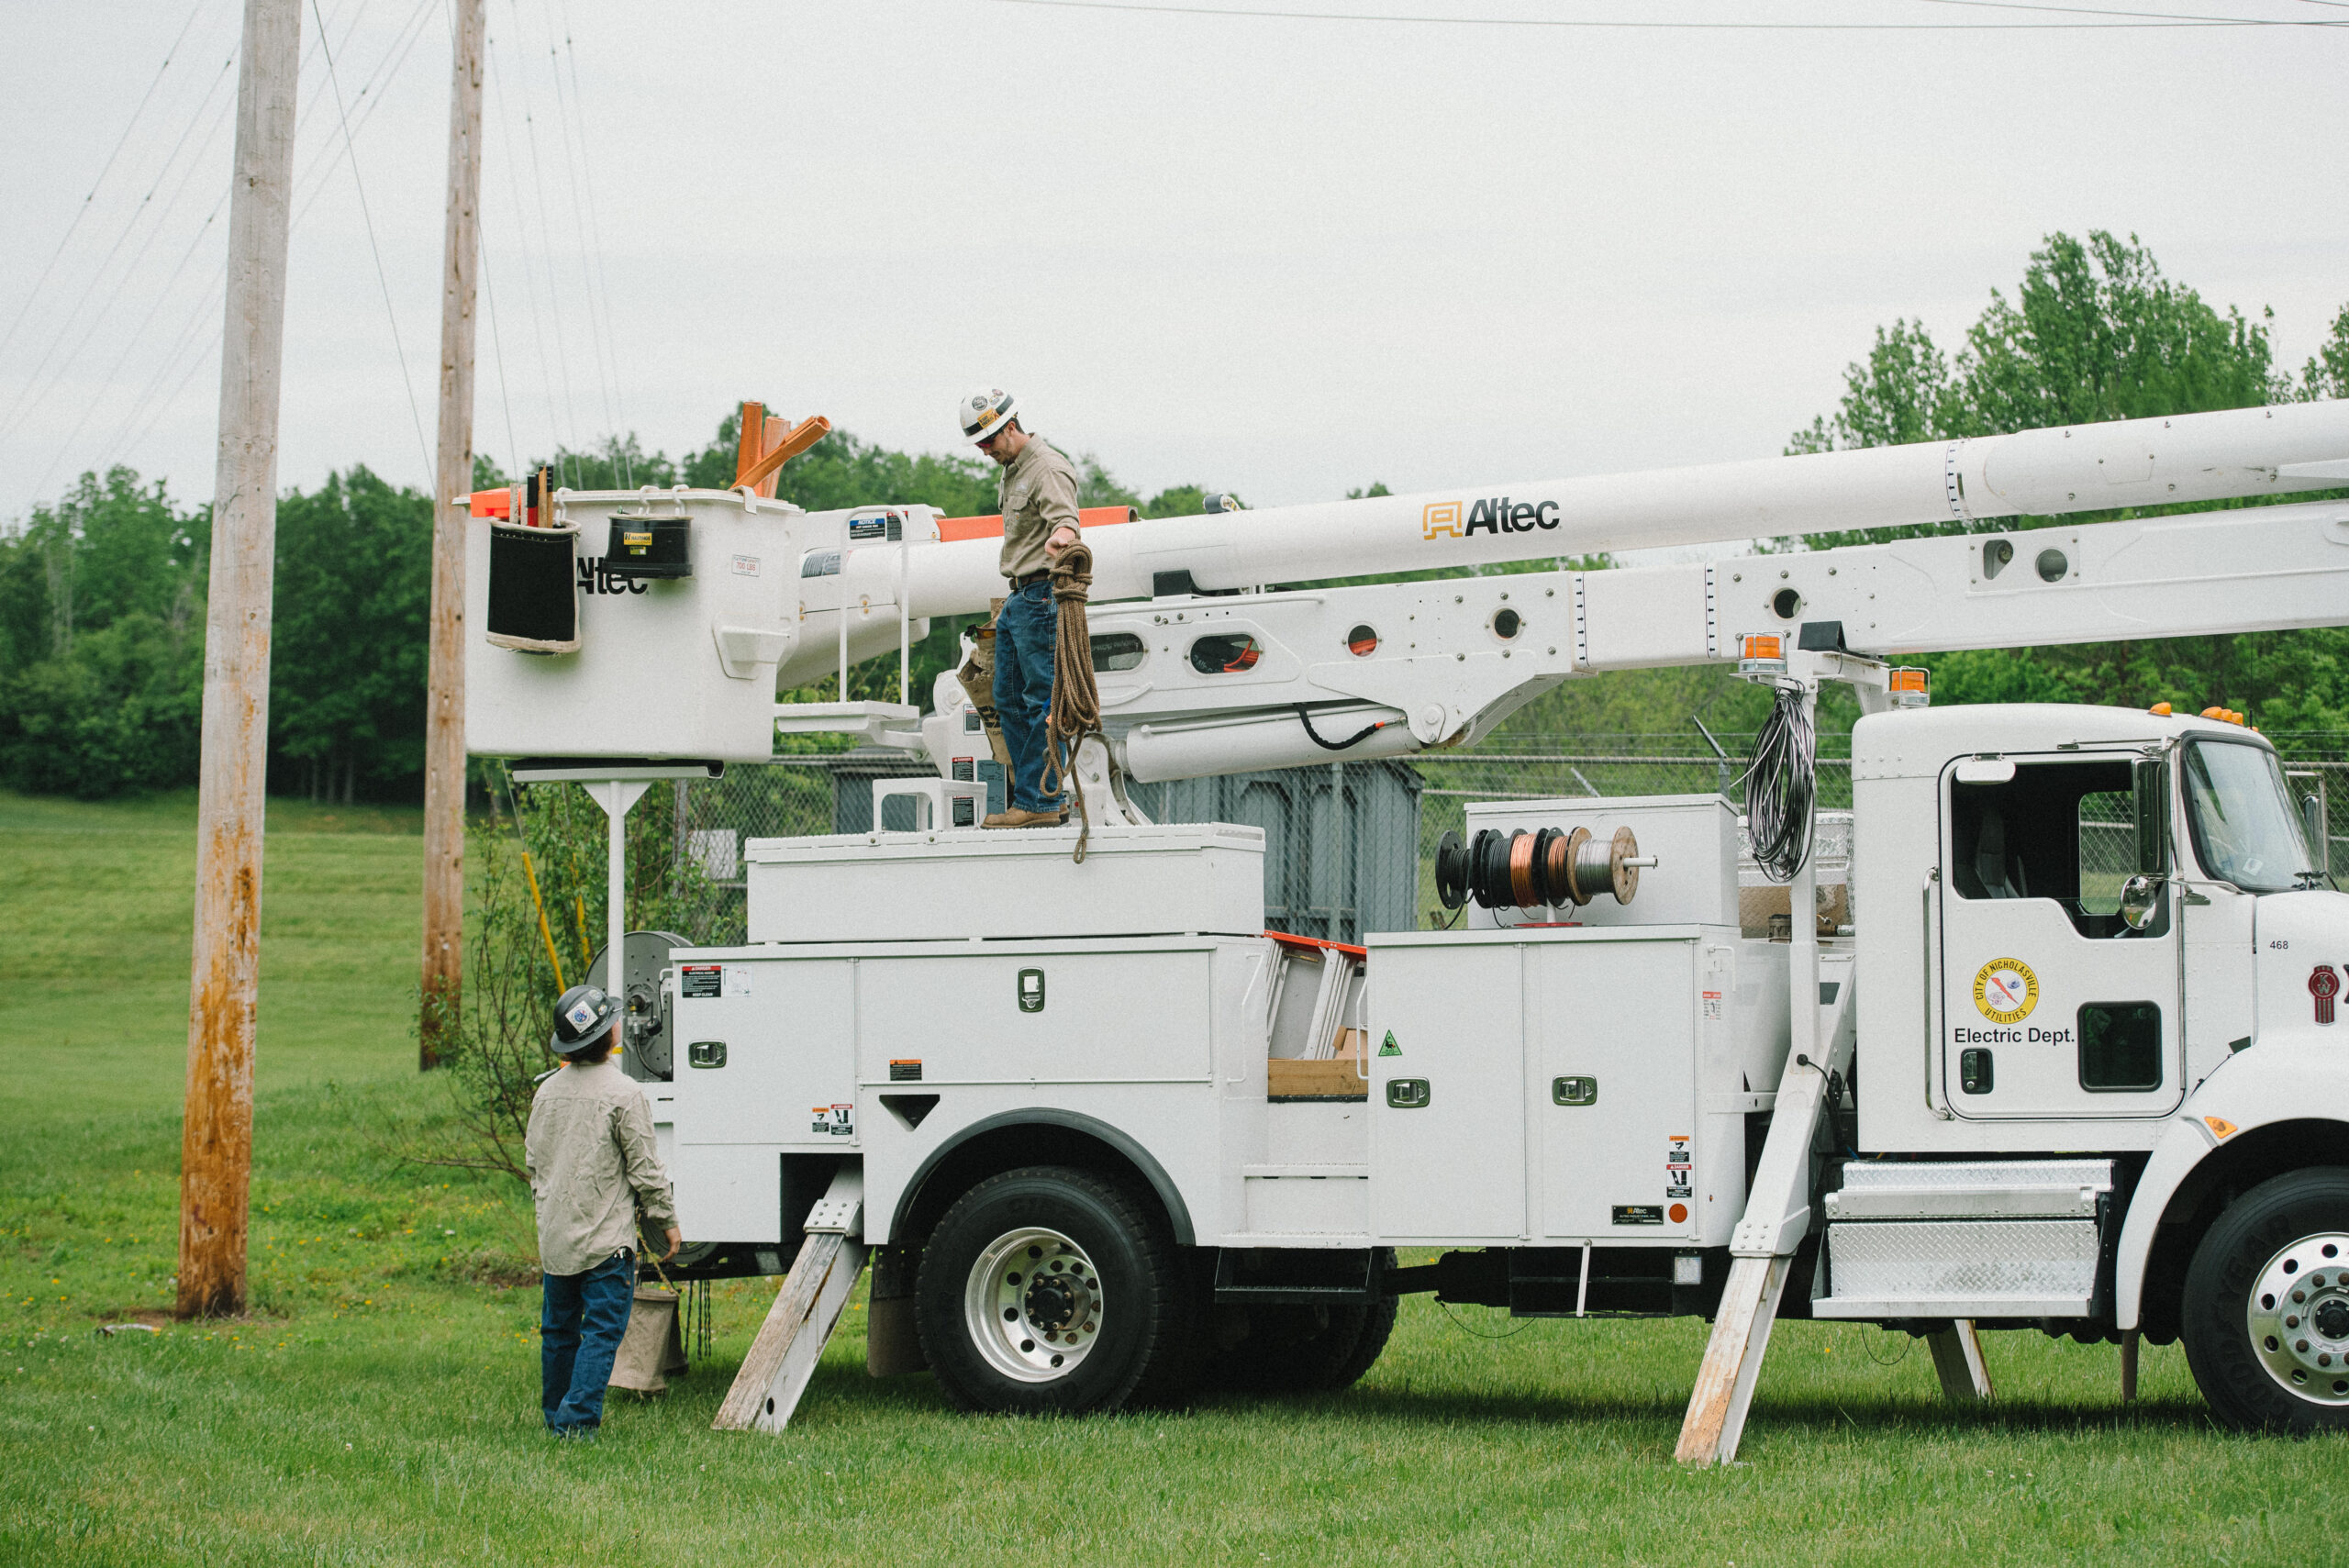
top-left (963, 387), bottom-right (1082, 828)
top-left (526, 984), bottom-right (680, 1440)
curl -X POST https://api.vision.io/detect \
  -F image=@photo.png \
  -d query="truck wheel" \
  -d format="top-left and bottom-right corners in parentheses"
top-left (2182, 1166), bottom-right (2349, 1434)
top-left (915, 1165), bottom-right (1187, 1416)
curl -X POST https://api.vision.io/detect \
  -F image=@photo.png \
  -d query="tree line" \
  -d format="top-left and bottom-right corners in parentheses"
top-left (1, 229), bottom-right (2343, 801)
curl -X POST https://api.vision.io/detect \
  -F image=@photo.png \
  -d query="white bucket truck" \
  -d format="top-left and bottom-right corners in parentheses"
top-left (465, 400), bottom-right (2349, 1457)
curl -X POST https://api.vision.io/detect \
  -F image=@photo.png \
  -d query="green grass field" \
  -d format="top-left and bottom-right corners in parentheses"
top-left (2, 790), bottom-right (2337, 1565)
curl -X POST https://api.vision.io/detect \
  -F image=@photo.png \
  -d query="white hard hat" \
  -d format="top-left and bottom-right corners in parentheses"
top-left (960, 388), bottom-right (1018, 446)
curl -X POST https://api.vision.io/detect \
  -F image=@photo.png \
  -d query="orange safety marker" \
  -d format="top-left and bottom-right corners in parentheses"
top-left (937, 505), bottom-right (1138, 542)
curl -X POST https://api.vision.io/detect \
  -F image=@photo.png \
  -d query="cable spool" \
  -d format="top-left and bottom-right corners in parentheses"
top-left (1471, 828), bottom-right (1513, 909)
top-left (1575, 826), bottom-right (1644, 906)
top-left (1448, 825), bottom-right (1654, 911)
top-left (1543, 827), bottom-right (1589, 906)
top-left (1435, 830), bottom-right (1470, 910)
top-left (1531, 828), bottom-right (1565, 905)
top-left (1508, 829), bottom-right (1541, 907)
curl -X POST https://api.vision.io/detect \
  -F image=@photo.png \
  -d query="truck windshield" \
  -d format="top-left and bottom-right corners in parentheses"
top-left (2181, 740), bottom-right (2318, 893)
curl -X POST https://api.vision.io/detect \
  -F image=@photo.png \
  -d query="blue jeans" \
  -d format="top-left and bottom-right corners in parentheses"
top-left (993, 580), bottom-right (1062, 813)
top-left (541, 1251), bottom-right (635, 1431)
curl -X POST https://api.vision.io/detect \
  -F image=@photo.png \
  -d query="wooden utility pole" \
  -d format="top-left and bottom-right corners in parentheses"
top-left (179, 0), bottom-right (301, 1320)
top-left (420, 0), bottom-right (484, 1070)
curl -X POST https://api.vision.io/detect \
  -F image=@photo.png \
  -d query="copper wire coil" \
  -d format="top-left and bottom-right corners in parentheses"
top-left (1508, 829), bottom-right (1541, 907)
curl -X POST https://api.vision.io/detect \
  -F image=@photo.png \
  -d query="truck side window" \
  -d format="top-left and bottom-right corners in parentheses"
top-left (2079, 1002), bottom-right (2163, 1091)
top-left (1950, 759), bottom-right (2141, 937)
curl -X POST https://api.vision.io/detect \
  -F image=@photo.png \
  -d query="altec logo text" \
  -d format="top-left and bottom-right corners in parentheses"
top-left (1422, 497), bottom-right (1561, 539)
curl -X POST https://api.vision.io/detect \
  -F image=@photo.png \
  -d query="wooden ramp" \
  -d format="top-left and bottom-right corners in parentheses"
top-left (712, 1168), bottom-right (869, 1434)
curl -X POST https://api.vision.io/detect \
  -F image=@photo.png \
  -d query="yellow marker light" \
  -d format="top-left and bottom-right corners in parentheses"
top-left (2205, 1116), bottom-right (2238, 1140)
top-left (1889, 667), bottom-right (1931, 708)
top-left (1736, 633), bottom-right (1787, 681)
top-left (2149, 701), bottom-right (2172, 717)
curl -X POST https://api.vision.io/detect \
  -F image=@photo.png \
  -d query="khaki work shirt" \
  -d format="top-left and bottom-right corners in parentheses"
top-left (524, 1059), bottom-right (678, 1278)
top-left (996, 436), bottom-right (1082, 581)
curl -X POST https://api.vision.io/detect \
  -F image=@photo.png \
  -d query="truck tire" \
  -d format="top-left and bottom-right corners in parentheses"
top-left (2182, 1166), bottom-right (2349, 1434)
top-left (915, 1164), bottom-right (1189, 1416)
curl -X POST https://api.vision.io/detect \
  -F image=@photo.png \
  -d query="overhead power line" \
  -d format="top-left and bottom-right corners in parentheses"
top-left (0, 44), bottom-right (240, 446)
top-left (41, 0), bottom-right (442, 504)
top-left (989, 0), bottom-right (2346, 26)
top-left (308, 0), bottom-right (435, 484)
top-left (556, 0), bottom-right (632, 487)
top-left (0, 1), bottom-right (217, 368)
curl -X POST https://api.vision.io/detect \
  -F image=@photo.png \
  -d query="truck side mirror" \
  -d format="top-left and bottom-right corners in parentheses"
top-left (2119, 873), bottom-right (2162, 932)
top-left (2302, 793), bottom-right (2326, 861)
top-left (2132, 757), bottom-right (2169, 875)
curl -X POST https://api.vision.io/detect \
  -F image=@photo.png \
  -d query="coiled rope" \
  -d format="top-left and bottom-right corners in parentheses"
top-left (1041, 541), bottom-right (1105, 862)
top-left (1741, 684), bottom-right (1817, 884)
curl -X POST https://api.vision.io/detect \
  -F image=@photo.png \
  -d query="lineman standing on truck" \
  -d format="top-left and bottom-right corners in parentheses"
top-left (962, 388), bottom-right (1082, 828)
top-left (527, 984), bottom-right (681, 1439)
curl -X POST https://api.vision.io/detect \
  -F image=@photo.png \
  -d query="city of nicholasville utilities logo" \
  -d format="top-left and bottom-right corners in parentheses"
top-left (1421, 496), bottom-right (1561, 539)
top-left (1973, 958), bottom-right (2039, 1026)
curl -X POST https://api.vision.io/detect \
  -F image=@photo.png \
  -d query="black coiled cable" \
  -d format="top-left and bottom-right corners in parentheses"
top-left (1742, 684), bottom-right (1816, 884)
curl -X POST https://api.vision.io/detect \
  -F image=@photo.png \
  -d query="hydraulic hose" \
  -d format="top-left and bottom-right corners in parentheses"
top-left (1295, 705), bottom-right (1389, 751)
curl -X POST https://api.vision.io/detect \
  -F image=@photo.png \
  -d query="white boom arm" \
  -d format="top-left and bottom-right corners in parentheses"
top-left (1074, 494), bottom-right (2349, 784)
top-left (461, 398), bottom-right (2349, 770)
top-left (888, 399), bottom-right (2349, 618)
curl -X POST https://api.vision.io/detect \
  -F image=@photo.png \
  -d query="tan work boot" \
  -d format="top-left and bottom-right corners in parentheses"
top-left (982, 806), bottom-right (1068, 829)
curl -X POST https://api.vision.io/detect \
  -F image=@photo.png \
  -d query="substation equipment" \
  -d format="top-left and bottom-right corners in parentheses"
top-left (466, 400), bottom-right (2349, 1459)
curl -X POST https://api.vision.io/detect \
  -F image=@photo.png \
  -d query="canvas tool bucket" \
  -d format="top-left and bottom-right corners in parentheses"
top-left (607, 1286), bottom-right (689, 1394)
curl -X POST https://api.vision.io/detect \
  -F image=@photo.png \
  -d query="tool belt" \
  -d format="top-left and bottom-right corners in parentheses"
top-left (956, 599), bottom-right (1014, 768)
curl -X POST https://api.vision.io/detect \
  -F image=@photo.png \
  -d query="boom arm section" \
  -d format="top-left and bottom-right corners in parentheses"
top-left (1080, 496), bottom-right (2349, 784)
top-left (898, 400), bottom-right (2349, 620)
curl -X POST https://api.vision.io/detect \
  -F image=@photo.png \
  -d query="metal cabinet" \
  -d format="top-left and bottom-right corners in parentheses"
top-left (1366, 940), bottom-right (1527, 1242)
top-left (1367, 926), bottom-right (1776, 1250)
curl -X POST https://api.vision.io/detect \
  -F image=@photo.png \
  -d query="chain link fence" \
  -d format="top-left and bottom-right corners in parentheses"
top-left (663, 737), bottom-right (2349, 947)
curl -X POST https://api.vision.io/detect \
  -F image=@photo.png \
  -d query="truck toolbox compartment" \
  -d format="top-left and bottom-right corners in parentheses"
top-left (745, 823), bottom-right (1264, 943)
top-left (1822, 1158), bottom-right (2112, 1220)
top-left (1816, 1218), bottom-right (2101, 1318)
top-left (1814, 1159), bottom-right (2113, 1318)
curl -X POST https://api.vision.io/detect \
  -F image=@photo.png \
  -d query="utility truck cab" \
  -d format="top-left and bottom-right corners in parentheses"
top-left (1855, 703), bottom-right (2336, 1146)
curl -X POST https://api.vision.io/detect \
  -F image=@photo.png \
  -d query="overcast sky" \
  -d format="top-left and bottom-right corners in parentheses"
top-left (2, 0), bottom-right (2343, 527)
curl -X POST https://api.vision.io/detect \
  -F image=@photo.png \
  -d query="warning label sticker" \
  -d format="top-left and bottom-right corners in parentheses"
top-left (1665, 1135), bottom-right (1692, 1201)
top-left (680, 964), bottom-right (722, 999)
top-left (1702, 990), bottom-right (1723, 1022)
top-left (810, 1104), bottom-right (854, 1138)
top-left (889, 1060), bottom-right (922, 1082)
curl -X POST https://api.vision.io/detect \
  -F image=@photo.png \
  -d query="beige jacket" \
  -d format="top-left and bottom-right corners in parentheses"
top-left (996, 436), bottom-right (1082, 581)
top-left (524, 1059), bottom-right (677, 1277)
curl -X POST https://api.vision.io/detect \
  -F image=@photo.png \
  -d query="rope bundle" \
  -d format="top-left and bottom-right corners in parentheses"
top-left (1042, 541), bottom-right (1104, 860)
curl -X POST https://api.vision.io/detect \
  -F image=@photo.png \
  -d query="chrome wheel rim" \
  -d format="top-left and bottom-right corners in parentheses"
top-left (2246, 1230), bottom-right (2349, 1405)
top-left (963, 1227), bottom-right (1105, 1384)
